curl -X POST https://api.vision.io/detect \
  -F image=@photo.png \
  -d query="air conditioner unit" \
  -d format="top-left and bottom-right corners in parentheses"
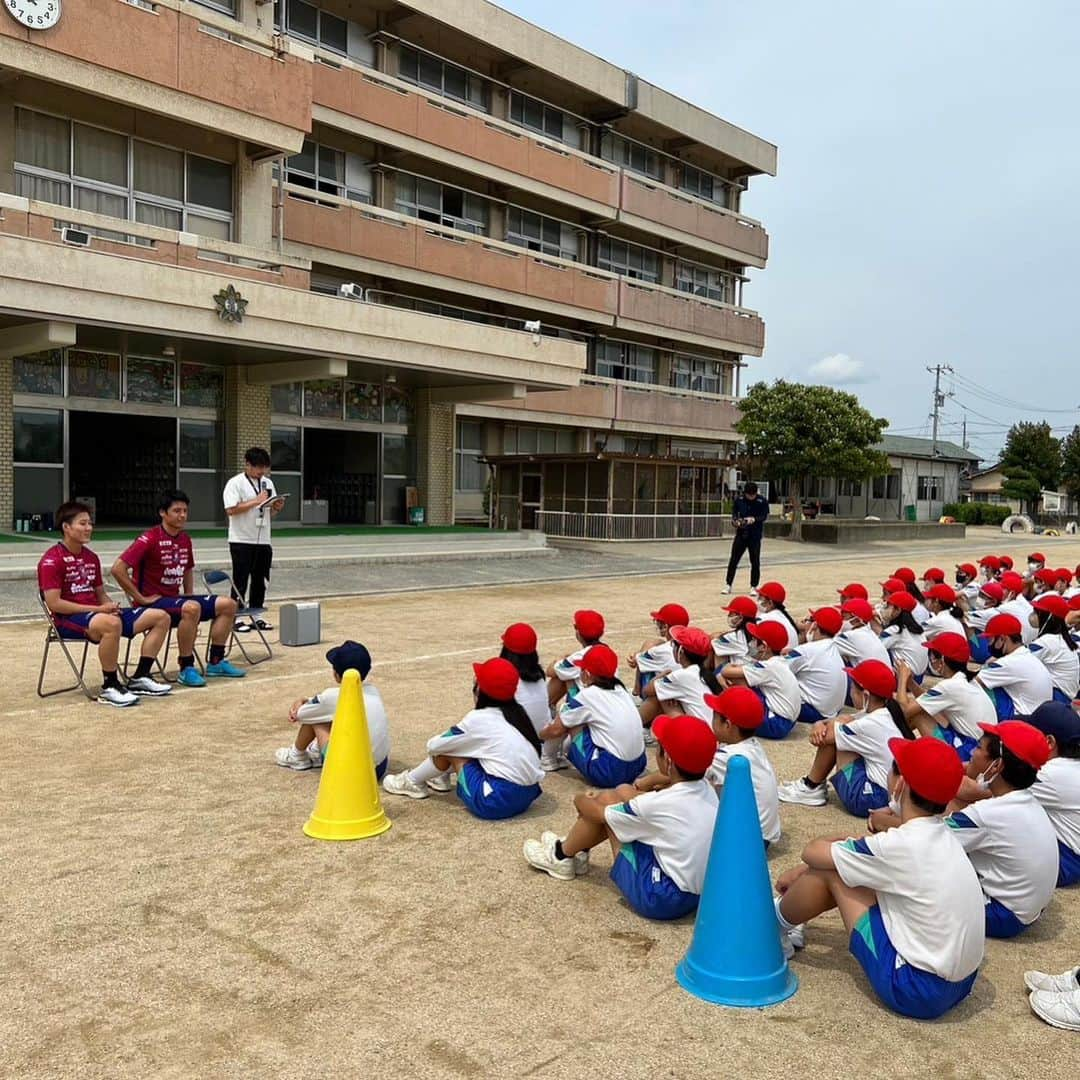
top-left (338, 283), bottom-right (364, 300)
top-left (61, 226), bottom-right (92, 247)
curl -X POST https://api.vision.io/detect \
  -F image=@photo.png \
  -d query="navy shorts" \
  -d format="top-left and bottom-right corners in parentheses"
top-left (55, 609), bottom-right (148, 641)
top-left (989, 687), bottom-right (1018, 720)
top-left (749, 687), bottom-right (796, 740)
top-left (1058, 841), bottom-right (1080, 888)
top-left (1052, 687), bottom-right (1073, 705)
top-left (456, 760), bottom-right (541, 820)
top-left (984, 896), bottom-right (1027, 939)
top-left (831, 759), bottom-right (888, 817)
top-left (566, 727), bottom-right (646, 788)
top-left (152, 595), bottom-right (220, 625)
top-left (375, 757), bottom-right (388, 782)
top-left (933, 724), bottom-right (979, 762)
top-left (609, 839), bottom-right (698, 921)
top-left (850, 905), bottom-right (977, 1019)
top-left (798, 701), bottom-right (825, 724)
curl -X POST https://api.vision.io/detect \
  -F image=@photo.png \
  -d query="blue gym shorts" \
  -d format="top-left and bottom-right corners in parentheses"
top-left (850, 905), bottom-right (977, 1020)
top-left (609, 839), bottom-right (698, 921)
top-left (151, 595), bottom-right (219, 624)
top-left (456, 760), bottom-right (541, 820)
top-left (1052, 688), bottom-right (1072, 705)
top-left (749, 687), bottom-right (796, 740)
top-left (989, 687), bottom-right (1018, 720)
top-left (566, 727), bottom-right (646, 788)
top-left (831, 759), bottom-right (888, 817)
top-left (1057, 841), bottom-right (1080, 888)
top-left (984, 896), bottom-right (1027, 939)
top-left (56, 609), bottom-right (149, 641)
top-left (933, 725), bottom-right (979, 762)
top-left (798, 701), bottom-right (825, 724)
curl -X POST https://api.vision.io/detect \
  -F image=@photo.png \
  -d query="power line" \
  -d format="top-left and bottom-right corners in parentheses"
top-left (949, 371), bottom-right (1078, 415)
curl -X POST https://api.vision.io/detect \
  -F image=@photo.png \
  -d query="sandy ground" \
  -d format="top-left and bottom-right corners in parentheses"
top-left (3, 538), bottom-right (1080, 1079)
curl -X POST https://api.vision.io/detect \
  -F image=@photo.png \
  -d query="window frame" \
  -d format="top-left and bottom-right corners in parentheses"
top-left (675, 260), bottom-right (733, 304)
top-left (394, 173), bottom-right (489, 235)
top-left (593, 340), bottom-right (659, 385)
top-left (505, 206), bottom-right (578, 260)
top-left (596, 236), bottom-right (660, 284)
top-left (599, 131), bottom-right (663, 181)
top-left (508, 91), bottom-right (567, 143)
top-left (671, 354), bottom-right (722, 395)
top-left (398, 43), bottom-right (490, 112)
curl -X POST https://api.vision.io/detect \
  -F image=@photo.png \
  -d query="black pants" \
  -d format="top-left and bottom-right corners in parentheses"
top-left (726, 532), bottom-right (762, 587)
top-left (229, 542), bottom-right (273, 609)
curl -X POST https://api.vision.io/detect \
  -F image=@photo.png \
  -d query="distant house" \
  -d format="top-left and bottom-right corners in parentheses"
top-left (966, 463), bottom-right (1079, 517)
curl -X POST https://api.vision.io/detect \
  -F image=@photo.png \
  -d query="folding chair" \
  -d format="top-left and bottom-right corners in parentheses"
top-left (36, 591), bottom-right (95, 700)
top-left (121, 614), bottom-right (206, 683)
top-left (202, 569), bottom-right (273, 666)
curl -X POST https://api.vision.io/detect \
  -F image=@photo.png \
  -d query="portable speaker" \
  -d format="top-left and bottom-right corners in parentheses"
top-left (279, 602), bottom-right (321, 647)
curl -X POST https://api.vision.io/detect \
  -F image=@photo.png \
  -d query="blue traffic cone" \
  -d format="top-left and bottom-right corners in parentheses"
top-left (676, 754), bottom-right (797, 1007)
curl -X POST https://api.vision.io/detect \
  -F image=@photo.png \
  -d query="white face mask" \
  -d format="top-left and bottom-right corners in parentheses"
top-left (975, 596), bottom-right (991, 610)
top-left (841, 618), bottom-right (854, 632)
top-left (975, 759), bottom-right (1000, 791)
top-left (888, 779), bottom-right (904, 816)
top-left (1028, 561), bottom-right (1040, 572)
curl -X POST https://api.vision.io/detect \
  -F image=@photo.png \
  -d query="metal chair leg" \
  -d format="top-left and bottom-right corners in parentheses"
top-left (38, 633), bottom-right (95, 700)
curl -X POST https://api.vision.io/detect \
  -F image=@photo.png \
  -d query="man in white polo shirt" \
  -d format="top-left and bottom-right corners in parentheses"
top-left (975, 613), bottom-right (1054, 719)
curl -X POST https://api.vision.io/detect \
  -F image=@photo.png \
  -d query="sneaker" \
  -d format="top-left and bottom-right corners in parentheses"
top-left (255, 619), bottom-right (273, 631)
top-left (778, 778), bottom-right (827, 807)
top-left (234, 620), bottom-right (252, 634)
top-left (425, 771), bottom-right (456, 793)
top-left (1029, 988), bottom-right (1080, 1031)
top-left (541, 831), bottom-right (588, 875)
top-left (126, 675), bottom-right (171, 697)
top-left (540, 753), bottom-right (569, 772)
top-left (750, 588), bottom-right (760, 599)
top-left (98, 685), bottom-right (139, 708)
top-left (382, 770), bottom-right (430, 800)
top-left (643, 728), bottom-right (658, 747)
top-left (523, 833), bottom-right (576, 881)
top-left (305, 740), bottom-right (323, 768)
top-left (206, 659), bottom-right (246, 679)
top-left (1025, 967), bottom-right (1080, 993)
top-left (177, 666), bottom-right (206, 687)
top-left (788, 923), bottom-right (806, 950)
top-left (275, 746), bottom-right (312, 771)
top-left (721, 584), bottom-right (732, 595)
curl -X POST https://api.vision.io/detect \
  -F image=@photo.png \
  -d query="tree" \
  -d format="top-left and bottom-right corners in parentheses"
top-left (735, 380), bottom-right (889, 539)
top-left (1001, 466), bottom-right (1041, 515)
top-left (1061, 426), bottom-right (1080, 500)
top-left (1001, 421), bottom-right (1061, 493)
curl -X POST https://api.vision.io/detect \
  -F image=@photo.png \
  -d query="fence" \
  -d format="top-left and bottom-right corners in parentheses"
top-left (537, 511), bottom-right (724, 541)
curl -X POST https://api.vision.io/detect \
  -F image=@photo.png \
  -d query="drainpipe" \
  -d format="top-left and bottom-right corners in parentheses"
top-left (275, 153), bottom-right (286, 255)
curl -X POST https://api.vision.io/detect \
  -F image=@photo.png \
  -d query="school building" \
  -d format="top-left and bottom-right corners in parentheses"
top-left (0, 0), bottom-right (776, 529)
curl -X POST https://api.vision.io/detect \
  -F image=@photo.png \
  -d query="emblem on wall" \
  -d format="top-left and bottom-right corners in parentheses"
top-left (213, 284), bottom-right (248, 324)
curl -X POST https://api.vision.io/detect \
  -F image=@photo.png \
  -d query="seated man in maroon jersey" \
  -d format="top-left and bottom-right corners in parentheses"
top-left (38, 501), bottom-right (172, 707)
top-left (111, 490), bottom-right (245, 687)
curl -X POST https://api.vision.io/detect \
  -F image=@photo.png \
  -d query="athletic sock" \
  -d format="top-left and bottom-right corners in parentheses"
top-left (179, 655), bottom-right (195, 670)
top-left (209, 644), bottom-right (226, 664)
top-left (554, 839), bottom-right (570, 862)
top-left (774, 895), bottom-right (798, 933)
top-left (102, 670), bottom-right (122, 690)
top-left (134, 657), bottom-right (154, 679)
top-left (407, 759), bottom-right (444, 785)
top-left (802, 775), bottom-right (822, 789)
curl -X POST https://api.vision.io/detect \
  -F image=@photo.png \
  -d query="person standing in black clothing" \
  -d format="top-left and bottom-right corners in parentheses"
top-left (724, 482), bottom-right (769, 594)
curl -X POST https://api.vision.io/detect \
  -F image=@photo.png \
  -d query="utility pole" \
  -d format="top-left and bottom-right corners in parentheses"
top-left (927, 364), bottom-right (954, 509)
top-left (962, 413), bottom-right (968, 450)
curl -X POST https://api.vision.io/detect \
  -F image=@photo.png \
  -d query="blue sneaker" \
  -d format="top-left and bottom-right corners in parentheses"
top-left (206, 659), bottom-right (246, 679)
top-left (178, 666), bottom-right (206, 687)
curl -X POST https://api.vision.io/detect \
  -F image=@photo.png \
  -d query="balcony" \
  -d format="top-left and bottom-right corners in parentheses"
top-left (0, 0), bottom-right (312, 152)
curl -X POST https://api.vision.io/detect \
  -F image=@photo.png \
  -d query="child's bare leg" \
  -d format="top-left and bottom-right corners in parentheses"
top-left (547, 676), bottom-right (568, 709)
top-left (638, 696), bottom-right (662, 727)
top-left (780, 867), bottom-right (875, 932)
top-left (311, 723), bottom-right (331, 751)
top-left (562, 785), bottom-right (637, 856)
top-left (292, 724), bottom-right (316, 752)
top-left (806, 744), bottom-right (838, 784)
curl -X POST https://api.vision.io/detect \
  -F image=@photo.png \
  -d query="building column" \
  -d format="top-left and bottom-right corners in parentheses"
top-left (0, 360), bottom-right (13, 530)
top-left (415, 390), bottom-right (455, 524)
top-left (224, 365), bottom-right (272, 474)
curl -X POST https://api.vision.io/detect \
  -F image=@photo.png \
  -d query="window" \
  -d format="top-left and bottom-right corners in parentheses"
top-left (271, 382), bottom-right (303, 416)
top-left (284, 139), bottom-right (372, 202)
top-left (192, 0), bottom-right (237, 14)
top-left (593, 340), bottom-right (658, 385)
top-left (179, 421), bottom-right (221, 470)
top-left (67, 350), bottom-right (120, 400)
top-left (600, 132), bottom-right (663, 180)
top-left (345, 381), bottom-right (382, 422)
top-left (679, 163), bottom-right (730, 208)
top-left (509, 92), bottom-right (566, 142)
top-left (383, 434), bottom-right (415, 477)
top-left (502, 426), bottom-right (575, 454)
top-left (456, 421), bottom-right (486, 492)
top-left (13, 350), bottom-right (63, 396)
top-left (179, 364), bottom-right (224, 409)
top-left (384, 385), bottom-right (413, 426)
top-left (675, 262), bottom-right (732, 304)
top-left (596, 237), bottom-right (659, 283)
top-left (671, 355), bottom-right (722, 395)
top-left (304, 379), bottom-right (343, 420)
top-left (872, 471), bottom-right (901, 500)
top-left (505, 207), bottom-right (578, 260)
top-left (838, 478), bottom-right (863, 497)
top-left (14, 109), bottom-right (234, 240)
top-left (395, 174), bottom-right (488, 235)
top-left (917, 475), bottom-right (942, 501)
top-left (14, 408), bottom-right (63, 464)
top-left (126, 356), bottom-right (176, 405)
top-left (399, 45), bottom-right (488, 111)
top-left (271, 426), bottom-right (302, 472)
top-left (280, 0), bottom-right (345, 54)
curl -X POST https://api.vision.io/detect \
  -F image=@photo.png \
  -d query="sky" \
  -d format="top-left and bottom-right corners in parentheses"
top-left (498, 0), bottom-right (1080, 466)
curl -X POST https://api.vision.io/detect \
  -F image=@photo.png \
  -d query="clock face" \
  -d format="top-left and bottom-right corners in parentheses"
top-left (4, 0), bottom-right (62, 30)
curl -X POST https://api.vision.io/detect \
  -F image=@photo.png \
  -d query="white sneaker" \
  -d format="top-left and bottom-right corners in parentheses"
top-left (542, 831), bottom-right (588, 875)
top-left (1025, 967), bottom-right (1080, 993)
top-left (383, 770), bottom-right (430, 800)
top-left (305, 739), bottom-right (323, 768)
top-left (1029, 988), bottom-right (1080, 1031)
top-left (426, 770), bottom-right (456, 793)
top-left (540, 753), bottom-right (569, 772)
top-left (98, 685), bottom-right (139, 708)
top-left (523, 833), bottom-right (576, 881)
top-left (127, 675), bottom-right (171, 697)
top-left (788, 923), bottom-right (806, 950)
top-left (721, 584), bottom-right (732, 595)
top-left (778, 778), bottom-right (827, 807)
top-left (750, 588), bottom-right (760, 599)
top-left (275, 746), bottom-right (312, 771)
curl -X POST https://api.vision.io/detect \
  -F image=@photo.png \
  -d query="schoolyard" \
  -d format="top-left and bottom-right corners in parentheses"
top-left (3, 536), bottom-right (1079, 1079)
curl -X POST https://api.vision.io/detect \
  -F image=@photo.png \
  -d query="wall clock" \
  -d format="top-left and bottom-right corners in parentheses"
top-left (5, 0), bottom-right (62, 30)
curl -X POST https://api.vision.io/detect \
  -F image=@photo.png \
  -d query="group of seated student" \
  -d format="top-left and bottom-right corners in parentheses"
top-left (38, 496), bottom-right (248, 706)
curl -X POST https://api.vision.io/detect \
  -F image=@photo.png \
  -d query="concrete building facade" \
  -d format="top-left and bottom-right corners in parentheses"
top-left (0, 0), bottom-right (775, 527)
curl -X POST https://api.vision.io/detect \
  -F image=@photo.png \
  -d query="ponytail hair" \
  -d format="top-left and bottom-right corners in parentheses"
top-left (868, 694), bottom-right (915, 739)
top-left (888, 609), bottom-right (924, 636)
top-left (476, 690), bottom-right (542, 755)
top-left (589, 673), bottom-right (626, 692)
top-left (948, 603), bottom-right (966, 621)
top-left (936, 653), bottom-right (976, 681)
top-left (1037, 610), bottom-right (1078, 651)
top-left (681, 648), bottom-right (721, 694)
top-left (772, 602), bottom-right (798, 633)
top-left (906, 581), bottom-right (926, 605)
top-left (499, 646), bottom-right (546, 682)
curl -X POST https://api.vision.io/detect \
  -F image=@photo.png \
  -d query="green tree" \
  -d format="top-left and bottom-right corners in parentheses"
top-left (735, 380), bottom-right (889, 539)
top-left (1061, 426), bottom-right (1080, 499)
top-left (1001, 466), bottom-right (1041, 515)
top-left (1001, 421), bottom-right (1061, 492)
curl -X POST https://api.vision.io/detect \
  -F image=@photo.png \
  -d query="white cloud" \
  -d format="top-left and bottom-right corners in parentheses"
top-left (807, 353), bottom-right (873, 385)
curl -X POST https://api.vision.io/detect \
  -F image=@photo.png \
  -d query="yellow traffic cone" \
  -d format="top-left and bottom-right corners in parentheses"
top-left (303, 669), bottom-right (392, 841)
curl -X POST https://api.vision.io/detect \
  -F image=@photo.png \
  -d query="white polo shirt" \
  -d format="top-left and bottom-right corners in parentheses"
top-left (1000, 596), bottom-right (1037, 644)
top-left (946, 789), bottom-right (1059, 924)
top-left (554, 647), bottom-right (588, 687)
top-left (654, 664), bottom-right (712, 722)
top-left (917, 671), bottom-right (998, 740)
top-left (223, 471), bottom-right (278, 545)
top-left (636, 639), bottom-right (675, 674)
top-left (516, 677), bottom-right (551, 737)
top-left (977, 647), bottom-right (1054, 715)
top-left (1028, 635), bottom-right (1080, 698)
top-left (966, 605), bottom-right (1000, 633)
top-left (832, 817), bottom-right (984, 982)
top-left (426, 707), bottom-right (544, 786)
top-left (882, 627), bottom-right (929, 676)
top-left (712, 629), bottom-right (750, 662)
top-left (1032, 756), bottom-right (1080, 855)
top-left (604, 779), bottom-right (719, 894)
top-left (296, 683), bottom-right (390, 767)
top-left (836, 625), bottom-right (892, 667)
top-left (743, 656), bottom-right (802, 721)
top-left (924, 611), bottom-right (967, 639)
top-left (559, 683), bottom-right (644, 761)
top-left (785, 637), bottom-right (847, 717)
top-left (707, 736), bottom-right (781, 844)
top-left (833, 707), bottom-right (901, 791)
top-left (913, 600), bottom-right (931, 626)
top-left (759, 609), bottom-right (799, 652)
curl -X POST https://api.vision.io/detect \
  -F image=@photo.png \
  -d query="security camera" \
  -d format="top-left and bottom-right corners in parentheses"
top-left (523, 320), bottom-right (541, 334)
top-left (338, 283), bottom-right (363, 300)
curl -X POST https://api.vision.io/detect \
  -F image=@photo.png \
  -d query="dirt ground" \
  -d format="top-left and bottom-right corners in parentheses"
top-left (3, 539), bottom-right (1080, 1079)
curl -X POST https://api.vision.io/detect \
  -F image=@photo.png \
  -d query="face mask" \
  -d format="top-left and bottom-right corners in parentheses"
top-left (975, 596), bottom-right (991, 610)
top-left (975, 759), bottom-right (1000, 791)
top-left (956, 574), bottom-right (969, 586)
top-left (1028, 562), bottom-right (1040, 572)
top-left (988, 639), bottom-right (1005, 659)
top-left (981, 569), bottom-right (992, 581)
top-left (888, 778), bottom-right (904, 816)
top-left (747, 641), bottom-right (762, 661)
top-left (841, 618), bottom-right (854, 633)
top-left (727, 615), bottom-right (741, 629)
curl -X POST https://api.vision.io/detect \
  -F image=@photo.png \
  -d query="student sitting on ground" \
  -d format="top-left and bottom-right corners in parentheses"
top-left (522, 713), bottom-right (718, 921)
top-left (880, 592), bottom-right (929, 681)
top-left (628, 602), bottom-right (688, 698)
top-left (1026, 701), bottom-right (1080, 887)
top-left (638, 626), bottom-right (718, 730)
top-left (499, 623), bottom-right (558, 770)
top-left (274, 640), bottom-right (389, 776)
top-left (546, 610), bottom-right (605, 710)
top-left (998, 571), bottom-right (1037, 644)
top-left (774, 737), bottom-right (984, 1020)
top-left (967, 580), bottom-right (1005, 662)
top-left (785, 606), bottom-right (848, 723)
top-left (891, 567), bottom-right (930, 625)
top-left (1027, 595), bottom-right (1080, 705)
top-left (711, 596), bottom-right (758, 664)
top-left (835, 598), bottom-right (891, 667)
top-left (755, 581), bottom-right (799, 651)
top-left (383, 658), bottom-right (543, 819)
top-left (945, 721), bottom-right (1059, 938)
top-left (955, 562), bottom-right (981, 604)
top-left (975, 613), bottom-right (1054, 719)
top-left (540, 644), bottom-right (646, 788)
top-left (718, 620), bottom-right (803, 740)
top-left (779, 659), bottom-right (913, 815)
top-left (922, 583), bottom-right (967, 639)
top-left (704, 686), bottom-right (781, 846)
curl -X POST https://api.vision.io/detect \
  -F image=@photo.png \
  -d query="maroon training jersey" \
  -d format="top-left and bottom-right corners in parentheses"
top-left (119, 525), bottom-right (195, 598)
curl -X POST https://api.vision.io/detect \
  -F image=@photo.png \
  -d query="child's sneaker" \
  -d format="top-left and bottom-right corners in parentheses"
top-left (275, 746), bottom-right (312, 771)
top-left (542, 831), bottom-right (588, 875)
top-left (305, 740), bottom-right (323, 768)
top-left (523, 833), bottom-right (576, 881)
top-left (643, 727), bottom-right (658, 747)
top-left (1025, 967), bottom-right (1080, 993)
top-left (1029, 988), bottom-right (1080, 1031)
top-left (778, 777), bottom-right (827, 806)
top-left (382, 771), bottom-right (430, 799)
top-left (540, 753), bottom-right (569, 772)
top-left (426, 771), bottom-right (456, 792)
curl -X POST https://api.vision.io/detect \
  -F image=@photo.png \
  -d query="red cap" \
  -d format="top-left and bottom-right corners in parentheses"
top-left (880, 576), bottom-right (907, 594)
top-left (573, 609), bottom-right (605, 640)
top-left (579, 643), bottom-right (619, 678)
top-left (703, 686), bottom-right (765, 730)
top-left (1028, 552), bottom-right (1046, 563)
top-left (999, 571), bottom-right (1025, 594)
top-left (669, 625), bottom-right (714, 657)
top-left (999, 555), bottom-right (1015, 570)
top-left (810, 607), bottom-right (843, 636)
top-left (650, 602), bottom-right (689, 627)
top-left (893, 567), bottom-right (916, 585)
top-left (1070, 595), bottom-right (1080, 612)
top-left (841, 598), bottom-right (875, 624)
top-left (501, 622), bottom-right (537, 654)
top-left (653, 713), bottom-right (718, 773)
top-left (473, 657), bottom-right (520, 701)
top-left (978, 720), bottom-right (1051, 770)
top-left (980, 613), bottom-right (1023, 638)
top-left (1056, 568), bottom-right (1073, 583)
top-left (979, 581), bottom-right (1004, 603)
top-left (756, 581), bottom-right (786, 604)
top-left (1033, 594), bottom-right (1069, 620)
top-left (923, 632), bottom-right (970, 663)
top-left (979, 555), bottom-right (1002, 569)
top-left (747, 621), bottom-right (788, 653)
top-left (838, 582), bottom-right (869, 600)
top-left (956, 562), bottom-right (977, 578)
top-left (923, 567), bottom-right (946, 583)
top-left (886, 591), bottom-right (917, 613)
top-left (889, 737), bottom-right (965, 805)
top-left (1034, 568), bottom-right (1060, 586)
top-left (724, 596), bottom-right (759, 619)
top-left (846, 659), bottom-right (898, 698)
top-left (925, 583), bottom-right (957, 605)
